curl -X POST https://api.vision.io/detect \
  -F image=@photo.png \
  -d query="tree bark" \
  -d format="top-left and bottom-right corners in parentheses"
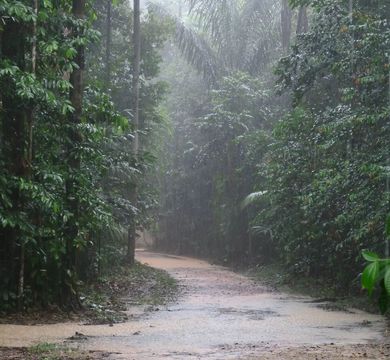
top-left (127, 0), bottom-right (141, 266)
top-left (132, 0), bottom-right (140, 156)
top-left (64, 0), bottom-right (85, 307)
top-left (281, 0), bottom-right (292, 52)
top-left (105, 0), bottom-right (112, 90)
top-left (1, 12), bottom-right (29, 311)
top-left (296, 6), bottom-right (308, 34)
top-left (16, 0), bottom-right (38, 311)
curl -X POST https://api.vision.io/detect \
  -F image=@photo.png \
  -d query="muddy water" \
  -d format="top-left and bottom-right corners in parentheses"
top-left (0, 250), bottom-right (387, 359)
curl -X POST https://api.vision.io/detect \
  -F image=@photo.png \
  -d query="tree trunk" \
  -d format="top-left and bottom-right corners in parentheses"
top-left (296, 6), bottom-right (308, 34)
top-left (132, 0), bottom-right (141, 155)
top-left (281, 0), bottom-right (292, 52)
top-left (64, 0), bottom-right (85, 307)
top-left (127, 0), bottom-right (141, 266)
top-left (1, 12), bottom-right (29, 311)
top-left (16, 0), bottom-right (38, 311)
top-left (105, 0), bottom-right (112, 90)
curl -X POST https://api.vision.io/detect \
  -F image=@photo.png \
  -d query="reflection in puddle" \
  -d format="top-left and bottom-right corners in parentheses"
top-left (218, 307), bottom-right (281, 320)
top-left (0, 250), bottom-right (387, 360)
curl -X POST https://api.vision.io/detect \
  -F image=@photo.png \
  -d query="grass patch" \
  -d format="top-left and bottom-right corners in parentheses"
top-left (28, 343), bottom-right (85, 360)
top-left (0, 343), bottom-right (102, 360)
top-left (81, 261), bottom-right (178, 324)
top-left (246, 263), bottom-right (378, 313)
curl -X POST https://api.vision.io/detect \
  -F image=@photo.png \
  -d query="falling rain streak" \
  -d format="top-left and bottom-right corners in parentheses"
top-left (0, 2), bottom-right (390, 359)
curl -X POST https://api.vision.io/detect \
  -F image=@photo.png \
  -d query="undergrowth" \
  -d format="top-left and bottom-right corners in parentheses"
top-left (247, 263), bottom-right (378, 314)
top-left (80, 261), bottom-right (178, 324)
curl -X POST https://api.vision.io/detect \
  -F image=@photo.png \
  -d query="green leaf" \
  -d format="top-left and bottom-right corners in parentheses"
top-left (386, 214), bottom-right (390, 238)
top-left (362, 250), bottom-right (379, 262)
top-left (362, 261), bottom-right (380, 296)
top-left (65, 47), bottom-right (77, 59)
top-left (384, 267), bottom-right (390, 295)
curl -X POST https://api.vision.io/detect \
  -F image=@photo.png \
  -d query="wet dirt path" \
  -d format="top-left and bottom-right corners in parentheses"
top-left (0, 250), bottom-right (388, 359)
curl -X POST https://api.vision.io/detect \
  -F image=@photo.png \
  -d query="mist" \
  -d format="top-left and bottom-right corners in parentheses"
top-left (0, 1), bottom-right (389, 359)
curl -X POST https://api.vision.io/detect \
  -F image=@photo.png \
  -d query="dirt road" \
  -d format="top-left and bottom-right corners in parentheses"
top-left (0, 250), bottom-right (388, 359)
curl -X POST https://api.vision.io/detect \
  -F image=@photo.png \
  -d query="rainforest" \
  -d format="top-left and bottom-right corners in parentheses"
top-left (0, 1), bottom-right (389, 359)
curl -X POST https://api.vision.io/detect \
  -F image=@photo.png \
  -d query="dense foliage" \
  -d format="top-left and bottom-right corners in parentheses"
top-left (0, 0), bottom-right (169, 311)
top-left (1, 0), bottom-right (389, 314)
top-left (156, 0), bottom-right (390, 309)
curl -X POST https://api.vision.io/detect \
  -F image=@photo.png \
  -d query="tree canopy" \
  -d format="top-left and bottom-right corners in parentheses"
top-left (1, 0), bottom-right (389, 314)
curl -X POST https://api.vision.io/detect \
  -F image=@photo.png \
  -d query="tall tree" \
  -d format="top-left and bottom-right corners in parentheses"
top-left (281, 0), bottom-right (292, 51)
top-left (152, 0), bottom-right (282, 85)
top-left (127, 0), bottom-right (141, 265)
top-left (1, 4), bottom-right (29, 310)
top-left (105, 0), bottom-right (112, 89)
top-left (64, 0), bottom-right (86, 306)
top-left (17, 0), bottom-right (38, 310)
top-left (296, 6), bottom-right (308, 34)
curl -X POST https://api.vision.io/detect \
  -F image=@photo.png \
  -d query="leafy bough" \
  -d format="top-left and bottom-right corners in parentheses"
top-left (361, 217), bottom-right (390, 314)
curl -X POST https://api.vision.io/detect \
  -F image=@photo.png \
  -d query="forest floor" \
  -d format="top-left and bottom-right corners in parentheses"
top-left (0, 262), bottom-right (177, 326)
top-left (245, 263), bottom-right (378, 314)
top-left (0, 250), bottom-right (389, 359)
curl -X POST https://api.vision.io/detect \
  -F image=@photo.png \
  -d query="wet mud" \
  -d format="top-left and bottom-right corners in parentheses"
top-left (0, 250), bottom-right (388, 359)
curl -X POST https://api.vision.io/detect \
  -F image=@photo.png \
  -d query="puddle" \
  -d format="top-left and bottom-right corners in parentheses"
top-left (0, 249), bottom-right (388, 359)
top-left (218, 307), bottom-right (280, 320)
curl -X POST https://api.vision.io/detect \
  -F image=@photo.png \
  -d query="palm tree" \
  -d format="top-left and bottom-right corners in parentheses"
top-left (150, 0), bottom-right (283, 86)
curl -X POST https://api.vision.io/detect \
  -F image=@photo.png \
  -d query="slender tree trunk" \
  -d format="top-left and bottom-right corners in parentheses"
top-left (247, 229), bottom-right (253, 261)
top-left (281, 0), bottom-right (292, 52)
top-left (132, 0), bottom-right (140, 155)
top-left (0, 20), bottom-right (4, 284)
top-left (16, 0), bottom-right (38, 311)
top-left (1, 13), bottom-right (29, 311)
top-left (17, 0), bottom-right (38, 310)
top-left (64, 0), bottom-right (85, 307)
top-left (105, 0), bottom-right (112, 90)
top-left (127, 0), bottom-right (141, 266)
top-left (296, 6), bottom-right (308, 34)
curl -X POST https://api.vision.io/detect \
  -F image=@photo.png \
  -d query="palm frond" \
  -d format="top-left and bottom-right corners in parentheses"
top-left (148, 1), bottom-right (221, 86)
top-left (175, 23), bottom-right (221, 85)
top-left (186, 0), bottom-right (241, 68)
top-left (186, 0), bottom-right (282, 74)
top-left (242, 190), bottom-right (268, 209)
top-left (239, 0), bottom-right (282, 73)
top-left (104, 222), bottom-right (128, 244)
top-left (150, 0), bottom-right (282, 81)
top-left (250, 225), bottom-right (273, 238)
